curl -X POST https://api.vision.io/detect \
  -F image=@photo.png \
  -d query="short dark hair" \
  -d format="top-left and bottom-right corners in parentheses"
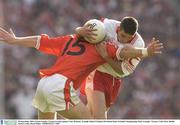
top-left (120, 16), bottom-right (138, 35)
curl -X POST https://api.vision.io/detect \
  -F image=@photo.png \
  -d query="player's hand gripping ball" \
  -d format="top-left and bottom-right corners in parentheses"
top-left (84, 19), bottom-right (106, 44)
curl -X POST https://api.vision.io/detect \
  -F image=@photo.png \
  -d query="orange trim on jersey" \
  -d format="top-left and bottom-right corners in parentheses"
top-left (64, 79), bottom-right (75, 110)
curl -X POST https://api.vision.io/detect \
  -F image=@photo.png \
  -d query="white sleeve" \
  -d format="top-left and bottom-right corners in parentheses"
top-left (121, 58), bottom-right (141, 76)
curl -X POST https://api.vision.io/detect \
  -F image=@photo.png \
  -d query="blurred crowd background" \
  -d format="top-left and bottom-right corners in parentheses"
top-left (0, 0), bottom-right (179, 119)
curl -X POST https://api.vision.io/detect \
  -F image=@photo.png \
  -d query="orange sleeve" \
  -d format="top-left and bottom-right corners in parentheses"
top-left (37, 34), bottom-right (74, 56)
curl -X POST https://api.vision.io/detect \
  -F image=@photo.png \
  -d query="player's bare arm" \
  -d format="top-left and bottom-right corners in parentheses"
top-left (119, 37), bottom-right (163, 59)
top-left (75, 24), bottom-right (97, 41)
top-left (95, 42), bottom-right (124, 75)
top-left (96, 37), bottom-right (164, 59)
top-left (0, 27), bottom-right (39, 47)
top-left (95, 38), bottom-right (163, 74)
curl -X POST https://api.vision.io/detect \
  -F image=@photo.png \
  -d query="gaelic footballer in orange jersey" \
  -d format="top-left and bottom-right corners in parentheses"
top-left (36, 34), bottom-right (120, 90)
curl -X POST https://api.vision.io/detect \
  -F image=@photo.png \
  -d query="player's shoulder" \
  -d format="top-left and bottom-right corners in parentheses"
top-left (103, 18), bottom-right (120, 26)
top-left (104, 18), bottom-right (120, 23)
top-left (65, 34), bottom-right (77, 39)
top-left (132, 32), bottom-right (145, 48)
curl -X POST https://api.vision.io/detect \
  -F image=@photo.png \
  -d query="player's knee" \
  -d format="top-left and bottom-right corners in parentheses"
top-left (77, 103), bottom-right (93, 119)
top-left (57, 102), bottom-right (93, 119)
top-left (93, 111), bottom-right (106, 119)
top-left (93, 114), bottom-right (106, 119)
top-left (38, 110), bottom-right (55, 119)
top-left (81, 110), bottom-right (93, 119)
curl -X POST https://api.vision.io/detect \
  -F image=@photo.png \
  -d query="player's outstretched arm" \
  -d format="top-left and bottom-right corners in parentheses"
top-left (95, 38), bottom-right (163, 74)
top-left (119, 37), bottom-right (163, 60)
top-left (0, 27), bottom-right (39, 47)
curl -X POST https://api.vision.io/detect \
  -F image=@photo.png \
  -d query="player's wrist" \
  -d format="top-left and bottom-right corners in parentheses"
top-left (75, 27), bottom-right (81, 34)
top-left (141, 48), bottom-right (148, 57)
top-left (6, 37), bottom-right (17, 44)
top-left (75, 27), bottom-right (84, 38)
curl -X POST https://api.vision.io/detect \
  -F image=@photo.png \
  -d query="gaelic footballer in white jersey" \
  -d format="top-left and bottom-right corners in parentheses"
top-left (97, 18), bottom-right (145, 78)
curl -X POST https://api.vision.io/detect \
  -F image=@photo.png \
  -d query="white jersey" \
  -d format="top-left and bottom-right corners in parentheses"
top-left (97, 18), bottom-right (145, 78)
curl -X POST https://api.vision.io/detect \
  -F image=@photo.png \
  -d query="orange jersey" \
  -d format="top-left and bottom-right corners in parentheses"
top-left (36, 34), bottom-right (119, 89)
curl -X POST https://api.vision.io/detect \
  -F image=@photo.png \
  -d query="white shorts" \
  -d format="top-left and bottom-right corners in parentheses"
top-left (32, 74), bottom-right (80, 113)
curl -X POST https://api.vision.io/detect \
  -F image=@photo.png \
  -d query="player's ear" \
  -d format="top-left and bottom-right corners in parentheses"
top-left (116, 26), bottom-right (120, 33)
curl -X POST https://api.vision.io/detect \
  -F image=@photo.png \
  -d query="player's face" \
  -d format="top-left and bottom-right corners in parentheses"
top-left (117, 27), bottom-right (134, 43)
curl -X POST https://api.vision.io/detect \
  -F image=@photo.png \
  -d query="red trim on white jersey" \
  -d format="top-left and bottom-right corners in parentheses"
top-left (64, 79), bottom-right (75, 110)
top-left (122, 61), bottom-right (134, 73)
top-left (130, 34), bottom-right (138, 45)
top-left (128, 58), bottom-right (134, 66)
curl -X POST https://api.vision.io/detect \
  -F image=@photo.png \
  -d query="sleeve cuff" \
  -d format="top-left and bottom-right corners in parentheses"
top-left (35, 36), bottom-right (41, 49)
